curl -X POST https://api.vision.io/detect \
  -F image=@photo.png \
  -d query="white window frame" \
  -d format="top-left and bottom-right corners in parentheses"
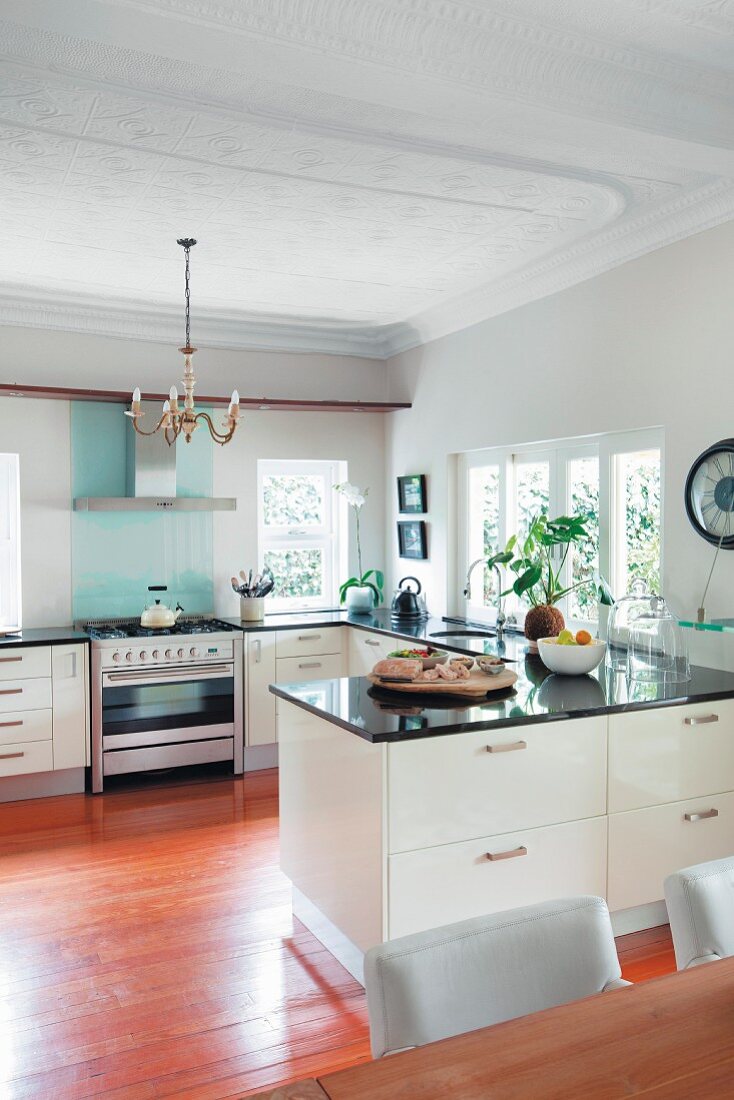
top-left (456, 429), bottom-right (663, 630)
top-left (257, 459), bottom-right (345, 612)
top-left (0, 454), bottom-right (21, 632)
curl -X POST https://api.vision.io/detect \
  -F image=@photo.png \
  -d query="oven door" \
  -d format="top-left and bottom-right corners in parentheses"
top-left (100, 663), bottom-right (235, 750)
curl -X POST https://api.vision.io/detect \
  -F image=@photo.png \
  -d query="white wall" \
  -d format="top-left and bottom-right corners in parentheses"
top-left (0, 329), bottom-right (387, 626)
top-left (212, 411), bottom-right (385, 617)
top-left (0, 398), bottom-right (72, 628)
top-left (385, 219), bottom-right (734, 668)
top-left (2, 326), bottom-right (387, 403)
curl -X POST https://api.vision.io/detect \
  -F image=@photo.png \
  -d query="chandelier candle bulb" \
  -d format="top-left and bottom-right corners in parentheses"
top-left (169, 386), bottom-right (179, 413)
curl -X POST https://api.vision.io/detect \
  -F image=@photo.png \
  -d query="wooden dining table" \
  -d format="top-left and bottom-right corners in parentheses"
top-left (249, 955), bottom-right (734, 1098)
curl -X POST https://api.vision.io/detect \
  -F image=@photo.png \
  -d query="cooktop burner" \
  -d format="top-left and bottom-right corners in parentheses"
top-left (86, 618), bottom-right (237, 641)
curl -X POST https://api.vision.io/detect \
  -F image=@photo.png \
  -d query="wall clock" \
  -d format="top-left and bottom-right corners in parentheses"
top-left (685, 438), bottom-right (734, 547)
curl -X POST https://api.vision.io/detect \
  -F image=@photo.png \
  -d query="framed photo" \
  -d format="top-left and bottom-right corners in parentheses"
top-left (397, 474), bottom-right (427, 514)
top-left (398, 520), bottom-right (427, 560)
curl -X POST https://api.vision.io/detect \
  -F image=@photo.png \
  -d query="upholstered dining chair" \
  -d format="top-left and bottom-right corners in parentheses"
top-left (364, 895), bottom-right (630, 1058)
top-left (664, 856), bottom-right (734, 970)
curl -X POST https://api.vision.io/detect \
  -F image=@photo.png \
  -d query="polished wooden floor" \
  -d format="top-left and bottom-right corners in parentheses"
top-left (0, 770), bottom-right (674, 1098)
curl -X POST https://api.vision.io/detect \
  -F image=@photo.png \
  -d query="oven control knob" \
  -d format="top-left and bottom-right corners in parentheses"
top-left (190, 647), bottom-right (199, 658)
top-left (165, 648), bottom-right (173, 659)
top-left (177, 647), bottom-right (184, 658)
top-left (125, 651), bottom-right (133, 662)
top-left (152, 649), bottom-right (160, 660)
top-left (139, 651), bottom-right (147, 661)
top-left (112, 651), bottom-right (121, 663)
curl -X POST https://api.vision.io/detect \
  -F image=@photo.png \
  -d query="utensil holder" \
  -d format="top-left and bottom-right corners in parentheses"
top-left (240, 597), bottom-right (265, 622)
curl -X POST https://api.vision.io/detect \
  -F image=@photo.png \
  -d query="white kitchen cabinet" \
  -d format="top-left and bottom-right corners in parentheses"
top-left (0, 708), bottom-right (52, 747)
top-left (246, 633), bottom-right (278, 746)
top-left (348, 629), bottom-right (393, 676)
top-left (276, 627), bottom-right (343, 660)
top-left (0, 677), bottom-right (52, 714)
top-left (274, 653), bottom-right (345, 715)
top-left (388, 715), bottom-right (607, 853)
top-left (608, 791), bottom-right (734, 911)
top-left (608, 699), bottom-right (734, 813)
top-left (388, 815), bottom-right (608, 939)
top-left (0, 647), bottom-right (51, 680)
top-left (52, 644), bottom-right (89, 770)
top-left (0, 740), bottom-right (54, 779)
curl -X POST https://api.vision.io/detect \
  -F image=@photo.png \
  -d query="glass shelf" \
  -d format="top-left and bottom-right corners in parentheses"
top-left (679, 619), bottom-right (734, 634)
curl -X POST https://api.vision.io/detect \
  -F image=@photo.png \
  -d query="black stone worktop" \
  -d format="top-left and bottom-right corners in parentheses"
top-left (0, 627), bottom-right (90, 649)
top-left (270, 659), bottom-right (734, 744)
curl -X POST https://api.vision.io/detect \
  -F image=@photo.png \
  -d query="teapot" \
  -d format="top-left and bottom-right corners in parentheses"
top-left (390, 576), bottom-right (426, 620)
top-left (140, 586), bottom-right (184, 629)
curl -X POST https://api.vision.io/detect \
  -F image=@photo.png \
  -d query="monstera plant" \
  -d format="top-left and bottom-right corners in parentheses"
top-left (502, 513), bottom-right (613, 641)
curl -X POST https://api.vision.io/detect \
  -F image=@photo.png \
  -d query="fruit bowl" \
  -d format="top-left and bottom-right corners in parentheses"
top-left (387, 647), bottom-right (448, 670)
top-left (537, 635), bottom-right (606, 675)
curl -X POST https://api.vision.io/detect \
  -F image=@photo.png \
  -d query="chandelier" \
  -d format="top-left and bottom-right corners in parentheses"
top-left (126, 238), bottom-right (240, 446)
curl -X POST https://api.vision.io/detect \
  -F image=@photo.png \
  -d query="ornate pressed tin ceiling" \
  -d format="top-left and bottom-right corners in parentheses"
top-left (0, 0), bottom-right (732, 358)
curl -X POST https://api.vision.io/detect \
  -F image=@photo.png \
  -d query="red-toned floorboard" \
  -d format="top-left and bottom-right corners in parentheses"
top-left (0, 769), bottom-right (673, 1098)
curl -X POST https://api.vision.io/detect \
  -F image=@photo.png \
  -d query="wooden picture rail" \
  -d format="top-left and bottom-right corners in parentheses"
top-left (0, 383), bottom-right (410, 414)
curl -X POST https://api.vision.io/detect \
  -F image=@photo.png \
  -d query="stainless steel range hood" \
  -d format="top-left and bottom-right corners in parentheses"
top-left (74, 403), bottom-right (236, 512)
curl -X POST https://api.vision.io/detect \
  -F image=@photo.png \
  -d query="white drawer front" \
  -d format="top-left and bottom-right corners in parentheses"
top-left (608, 791), bottom-right (734, 912)
top-left (348, 630), bottom-right (393, 676)
top-left (0, 709), bottom-right (52, 747)
top-left (274, 654), bottom-right (344, 715)
top-left (388, 716), bottom-right (607, 854)
top-left (609, 699), bottom-right (734, 812)
top-left (0, 647), bottom-right (51, 681)
top-left (0, 740), bottom-right (54, 778)
top-left (0, 678), bottom-right (52, 714)
top-left (388, 816), bottom-right (608, 939)
top-left (276, 628), bottom-right (343, 659)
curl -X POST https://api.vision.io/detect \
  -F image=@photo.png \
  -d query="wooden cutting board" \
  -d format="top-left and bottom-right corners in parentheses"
top-left (367, 666), bottom-right (517, 697)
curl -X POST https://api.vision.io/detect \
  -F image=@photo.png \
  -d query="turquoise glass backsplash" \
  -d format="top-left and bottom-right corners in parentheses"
top-left (71, 402), bottom-right (214, 622)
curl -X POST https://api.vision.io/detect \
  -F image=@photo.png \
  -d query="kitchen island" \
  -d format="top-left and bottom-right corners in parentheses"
top-left (272, 652), bottom-right (734, 984)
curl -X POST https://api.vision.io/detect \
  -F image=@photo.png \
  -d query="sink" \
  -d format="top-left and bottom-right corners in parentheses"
top-left (429, 630), bottom-right (496, 639)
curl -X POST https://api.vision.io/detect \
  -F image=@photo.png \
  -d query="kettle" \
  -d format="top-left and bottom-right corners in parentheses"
top-left (390, 576), bottom-right (426, 619)
top-left (140, 585), bottom-right (184, 629)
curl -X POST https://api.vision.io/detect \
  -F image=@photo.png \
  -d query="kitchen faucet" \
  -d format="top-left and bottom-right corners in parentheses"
top-left (463, 558), bottom-right (507, 639)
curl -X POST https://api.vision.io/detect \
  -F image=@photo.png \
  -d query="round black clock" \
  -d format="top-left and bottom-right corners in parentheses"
top-left (685, 438), bottom-right (734, 547)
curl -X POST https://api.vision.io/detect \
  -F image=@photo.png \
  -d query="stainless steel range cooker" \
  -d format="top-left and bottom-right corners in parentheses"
top-left (85, 617), bottom-right (243, 793)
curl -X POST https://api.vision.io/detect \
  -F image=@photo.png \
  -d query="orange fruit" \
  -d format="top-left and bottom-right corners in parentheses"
top-left (575, 629), bottom-right (592, 646)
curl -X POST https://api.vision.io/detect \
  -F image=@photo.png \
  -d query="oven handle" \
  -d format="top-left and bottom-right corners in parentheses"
top-left (103, 663), bottom-right (233, 686)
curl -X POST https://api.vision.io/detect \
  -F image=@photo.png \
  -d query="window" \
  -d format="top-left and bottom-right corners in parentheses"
top-left (0, 454), bottom-right (21, 632)
top-left (458, 430), bottom-right (662, 628)
top-left (257, 459), bottom-right (345, 610)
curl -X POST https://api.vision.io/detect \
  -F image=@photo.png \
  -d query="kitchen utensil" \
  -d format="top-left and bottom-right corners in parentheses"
top-left (537, 636), bottom-right (606, 675)
top-left (367, 666), bottom-right (517, 697)
top-left (627, 596), bottom-right (690, 683)
top-left (390, 576), bottom-right (426, 620)
top-left (140, 586), bottom-right (184, 629)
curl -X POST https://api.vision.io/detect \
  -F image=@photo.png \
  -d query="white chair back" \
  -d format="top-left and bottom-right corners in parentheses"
top-left (665, 856), bottom-right (734, 970)
top-left (364, 895), bottom-right (628, 1058)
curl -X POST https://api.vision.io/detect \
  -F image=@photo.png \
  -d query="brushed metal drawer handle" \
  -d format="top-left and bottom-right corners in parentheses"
top-left (486, 740), bottom-right (527, 753)
top-left (0, 751), bottom-right (24, 760)
top-left (0, 656), bottom-right (22, 663)
top-left (684, 809), bottom-right (719, 823)
top-left (365, 639), bottom-right (381, 647)
top-left (298, 662), bottom-right (322, 669)
top-left (684, 714), bottom-right (719, 726)
top-left (297, 634), bottom-right (322, 641)
top-left (0, 688), bottom-right (22, 696)
top-left (0, 720), bottom-right (23, 729)
top-left (487, 846), bottom-right (528, 862)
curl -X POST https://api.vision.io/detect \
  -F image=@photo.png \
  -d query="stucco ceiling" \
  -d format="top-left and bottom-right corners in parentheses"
top-left (0, 0), bottom-right (732, 357)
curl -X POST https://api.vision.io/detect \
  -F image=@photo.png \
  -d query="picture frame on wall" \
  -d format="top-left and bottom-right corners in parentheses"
top-left (397, 474), bottom-right (427, 514)
top-left (398, 520), bottom-right (427, 560)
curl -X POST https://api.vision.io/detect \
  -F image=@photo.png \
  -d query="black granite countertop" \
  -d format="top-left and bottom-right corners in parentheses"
top-left (0, 627), bottom-right (90, 648)
top-left (270, 659), bottom-right (734, 743)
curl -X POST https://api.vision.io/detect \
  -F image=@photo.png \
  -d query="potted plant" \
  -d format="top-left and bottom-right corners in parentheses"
top-left (334, 482), bottom-right (384, 613)
top-left (502, 513), bottom-right (613, 643)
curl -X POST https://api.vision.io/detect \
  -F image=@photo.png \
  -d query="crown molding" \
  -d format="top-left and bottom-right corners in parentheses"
top-left (384, 179), bottom-right (734, 358)
top-left (0, 287), bottom-right (399, 360)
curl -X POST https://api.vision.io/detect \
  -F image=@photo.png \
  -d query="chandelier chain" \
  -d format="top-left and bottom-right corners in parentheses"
top-left (177, 237), bottom-right (196, 348)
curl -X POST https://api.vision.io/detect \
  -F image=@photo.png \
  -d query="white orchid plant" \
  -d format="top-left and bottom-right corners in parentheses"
top-left (334, 482), bottom-right (384, 607)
